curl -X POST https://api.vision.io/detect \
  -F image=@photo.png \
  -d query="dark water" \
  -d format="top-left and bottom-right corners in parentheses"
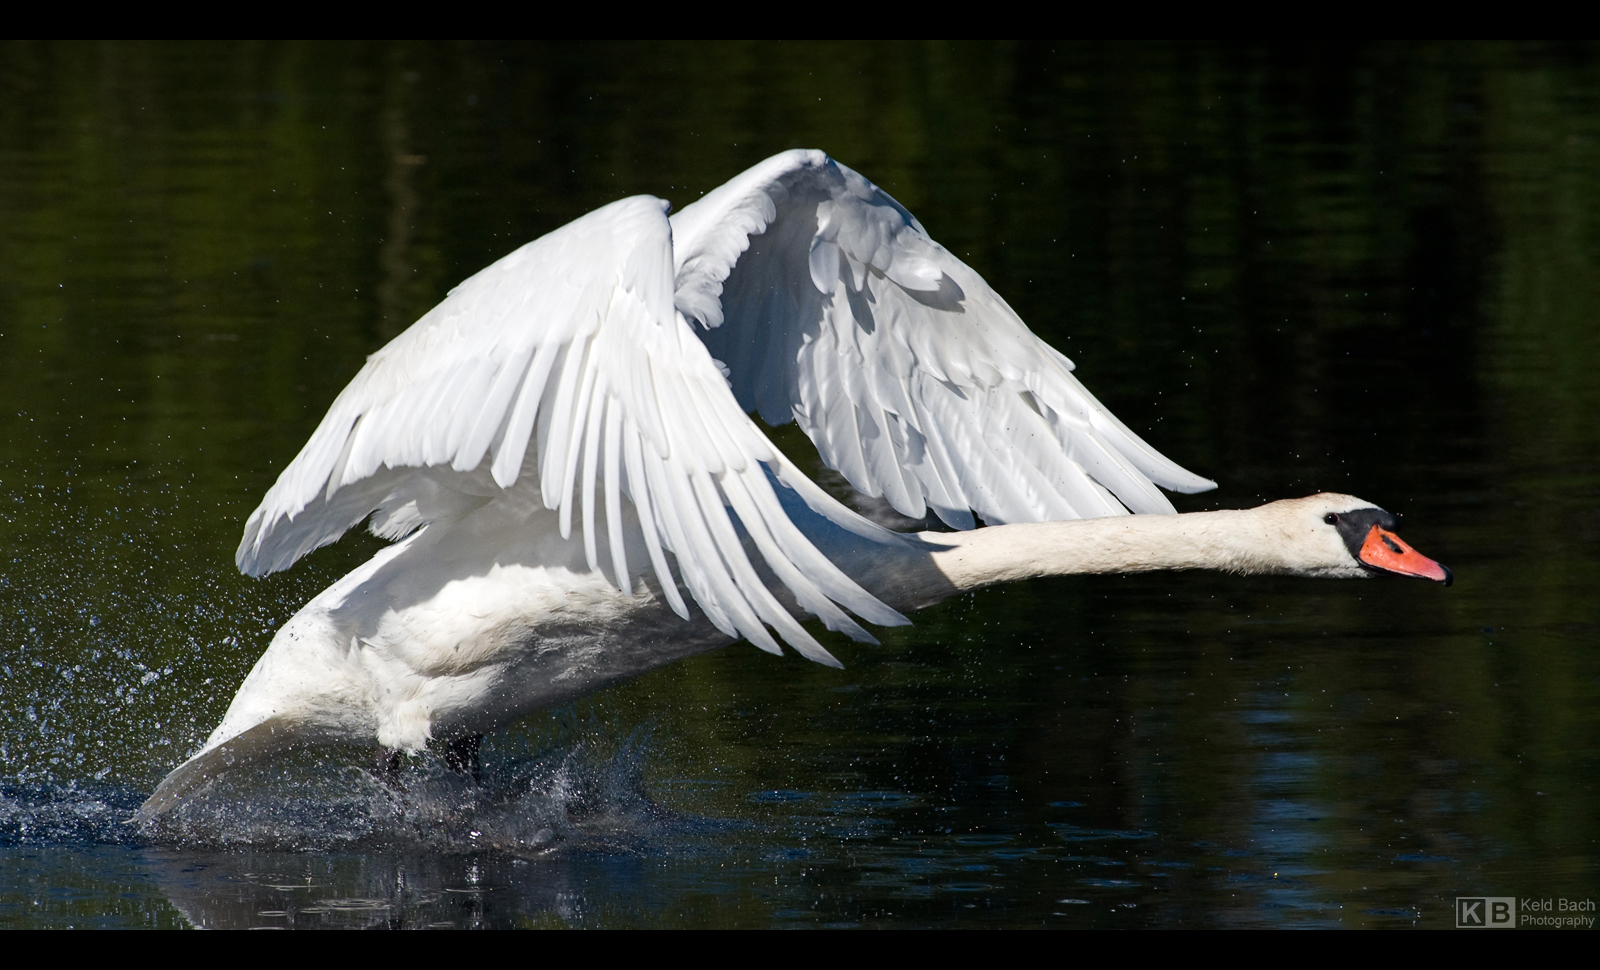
top-left (2, 41), bottom-right (1596, 928)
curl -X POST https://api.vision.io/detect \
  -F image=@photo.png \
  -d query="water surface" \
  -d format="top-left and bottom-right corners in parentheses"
top-left (1, 41), bottom-right (1596, 928)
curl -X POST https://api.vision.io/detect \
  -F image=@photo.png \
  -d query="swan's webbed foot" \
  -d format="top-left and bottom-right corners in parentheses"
top-left (444, 734), bottom-right (483, 783)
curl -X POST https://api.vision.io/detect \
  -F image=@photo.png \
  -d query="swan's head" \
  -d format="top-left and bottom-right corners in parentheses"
top-left (1260, 493), bottom-right (1452, 584)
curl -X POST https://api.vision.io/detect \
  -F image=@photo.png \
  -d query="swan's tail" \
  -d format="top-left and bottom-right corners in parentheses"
top-left (134, 716), bottom-right (301, 824)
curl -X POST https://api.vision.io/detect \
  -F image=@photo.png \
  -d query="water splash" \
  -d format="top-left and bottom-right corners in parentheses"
top-left (0, 779), bottom-right (145, 846)
top-left (0, 459), bottom-right (335, 793)
top-left (139, 727), bottom-right (675, 855)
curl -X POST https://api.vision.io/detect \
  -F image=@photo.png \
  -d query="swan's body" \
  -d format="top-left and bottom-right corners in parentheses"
top-left (139, 151), bottom-right (1448, 820)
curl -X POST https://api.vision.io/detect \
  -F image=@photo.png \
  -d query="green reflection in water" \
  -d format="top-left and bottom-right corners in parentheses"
top-left (1, 41), bottom-right (1596, 928)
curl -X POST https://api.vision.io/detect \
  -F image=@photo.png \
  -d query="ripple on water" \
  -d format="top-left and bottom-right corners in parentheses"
top-left (953, 834), bottom-right (1013, 846)
top-left (832, 791), bottom-right (919, 809)
top-left (748, 790), bottom-right (812, 804)
top-left (300, 898), bottom-right (392, 912)
top-left (1048, 823), bottom-right (1158, 843)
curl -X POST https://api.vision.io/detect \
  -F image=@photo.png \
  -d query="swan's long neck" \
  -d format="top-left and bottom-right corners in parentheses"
top-left (853, 506), bottom-right (1312, 613)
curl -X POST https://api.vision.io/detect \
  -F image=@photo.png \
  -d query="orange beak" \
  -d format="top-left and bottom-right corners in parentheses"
top-left (1359, 525), bottom-right (1452, 585)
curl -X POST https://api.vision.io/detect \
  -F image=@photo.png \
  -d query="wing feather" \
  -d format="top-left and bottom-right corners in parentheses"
top-left (602, 395), bottom-right (630, 593)
top-left (238, 195), bottom-right (903, 664)
top-left (454, 342), bottom-right (534, 474)
top-left (623, 414), bottom-right (687, 618)
top-left (557, 337), bottom-right (602, 539)
top-left (579, 374), bottom-right (606, 569)
top-left (673, 149), bottom-right (1215, 531)
top-left (241, 147), bottom-right (1209, 668)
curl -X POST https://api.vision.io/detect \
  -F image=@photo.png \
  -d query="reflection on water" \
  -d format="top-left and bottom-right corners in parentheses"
top-left (2, 42), bottom-right (1598, 927)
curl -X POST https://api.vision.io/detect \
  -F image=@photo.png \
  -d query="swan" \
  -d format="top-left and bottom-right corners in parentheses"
top-left (137, 149), bottom-right (1450, 820)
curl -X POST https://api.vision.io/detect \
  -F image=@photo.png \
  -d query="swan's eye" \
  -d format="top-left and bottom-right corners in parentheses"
top-left (1324, 513), bottom-right (1339, 525)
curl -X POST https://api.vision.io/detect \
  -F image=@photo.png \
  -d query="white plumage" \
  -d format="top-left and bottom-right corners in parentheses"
top-left (141, 150), bottom-right (1235, 820)
top-left (239, 149), bottom-right (1213, 661)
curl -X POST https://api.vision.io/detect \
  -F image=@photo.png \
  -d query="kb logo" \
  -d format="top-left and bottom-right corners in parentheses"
top-left (1456, 897), bottom-right (1516, 928)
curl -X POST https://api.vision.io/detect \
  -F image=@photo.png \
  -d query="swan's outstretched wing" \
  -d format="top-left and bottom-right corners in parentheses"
top-left (671, 149), bottom-right (1215, 529)
top-left (237, 196), bottom-right (906, 666)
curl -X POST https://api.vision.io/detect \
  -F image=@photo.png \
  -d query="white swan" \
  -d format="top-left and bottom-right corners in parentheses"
top-left (138, 150), bottom-right (1450, 820)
